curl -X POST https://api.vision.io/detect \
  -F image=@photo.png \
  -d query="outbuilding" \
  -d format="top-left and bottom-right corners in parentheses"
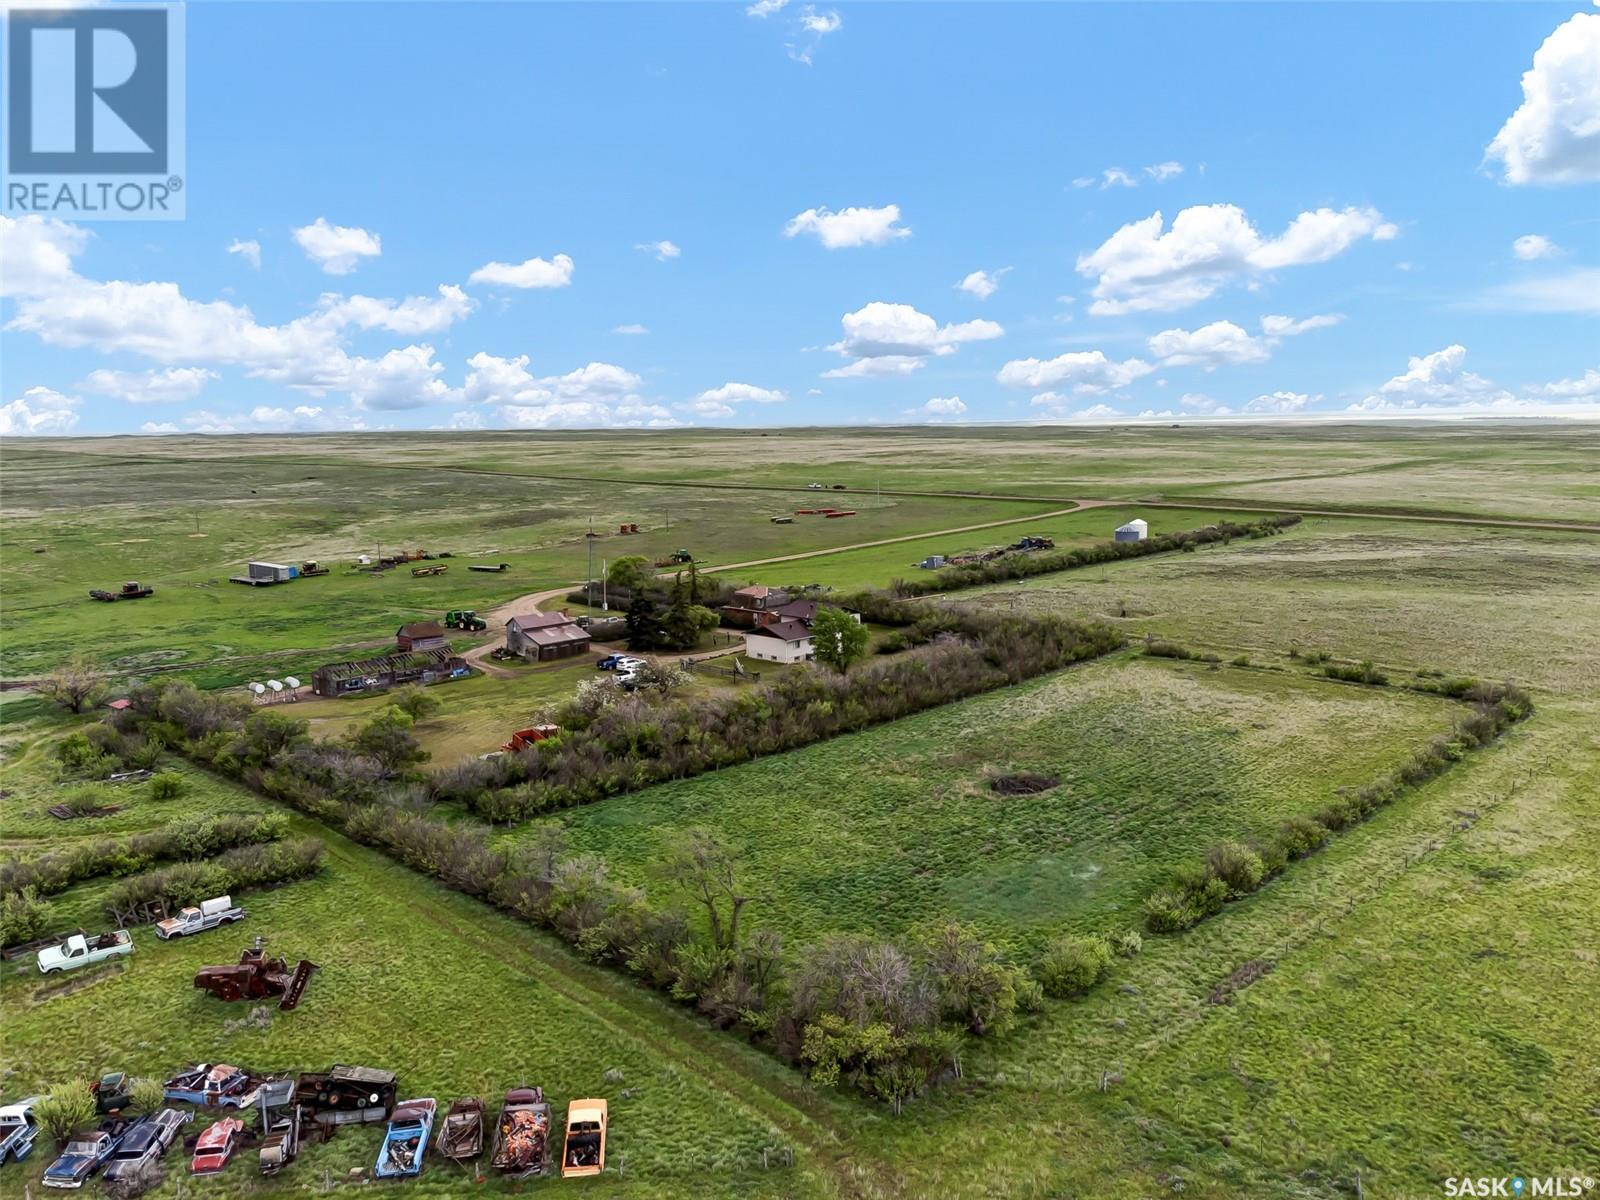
top-left (396, 620), bottom-right (448, 652)
top-left (741, 619), bottom-right (815, 664)
top-left (310, 649), bottom-right (468, 697)
top-left (1114, 519), bottom-right (1149, 543)
top-left (505, 611), bottom-right (593, 662)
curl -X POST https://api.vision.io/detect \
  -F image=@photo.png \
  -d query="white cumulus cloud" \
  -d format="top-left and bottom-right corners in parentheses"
top-left (227, 239), bottom-right (261, 268)
top-left (1246, 391), bottom-right (1317, 413)
top-left (468, 253), bottom-right (574, 289)
top-left (956, 268), bottom-right (1009, 300)
top-left (292, 218), bottom-right (381, 275)
top-left (829, 301), bottom-right (1003, 363)
top-left (81, 366), bottom-right (216, 404)
top-left (1486, 9), bottom-right (1600, 185)
top-left (1351, 345), bottom-right (1510, 411)
top-left (462, 353), bottom-right (672, 428)
top-left (1260, 313), bottom-right (1343, 337)
top-left (1148, 321), bottom-right (1271, 369)
top-left (636, 240), bottom-right (681, 261)
top-left (1, 216), bottom-right (460, 411)
top-left (821, 356), bottom-right (925, 379)
top-left (1512, 234), bottom-right (1560, 260)
top-left (998, 350), bottom-right (1155, 393)
top-left (315, 284), bottom-right (475, 335)
top-left (1, 386), bottom-right (80, 435)
top-left (1078, 203), bottom-right (1396, 315)
top-left (784, 204), bottom-right (910, 249)
top-left (920, 396), bottom-right (967, 416)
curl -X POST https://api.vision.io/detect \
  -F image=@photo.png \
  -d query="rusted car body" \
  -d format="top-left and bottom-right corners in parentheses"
top-left (437, 1097), bottom-right (484, 1161)
top-left (490, 1087), bottom-right (552, 1178)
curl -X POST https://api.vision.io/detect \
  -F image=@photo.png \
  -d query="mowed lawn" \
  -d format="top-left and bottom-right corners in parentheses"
top-left (510, 656), bottom-right (1459, 951)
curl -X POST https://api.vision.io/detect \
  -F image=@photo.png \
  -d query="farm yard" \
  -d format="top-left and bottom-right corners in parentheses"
top-left (2, 426), bottom-right (1596, 1199)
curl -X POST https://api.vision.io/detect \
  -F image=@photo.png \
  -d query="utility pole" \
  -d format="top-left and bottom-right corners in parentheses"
top-left (602, 558), bottom-right (608, 611)
top-left (586, 519), bottom-right (595, 606)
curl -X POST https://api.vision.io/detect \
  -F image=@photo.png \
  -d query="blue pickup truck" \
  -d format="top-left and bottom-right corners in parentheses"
top-left (0, 1097), bottom-right (41, 1167)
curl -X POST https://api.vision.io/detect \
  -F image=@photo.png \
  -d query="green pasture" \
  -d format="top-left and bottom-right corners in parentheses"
top-left (509, 656), bottom-right (1459, 951)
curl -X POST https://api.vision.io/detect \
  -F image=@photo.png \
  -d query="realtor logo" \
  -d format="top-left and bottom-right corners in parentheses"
top-left (2, 3), bottom-right (185, 218)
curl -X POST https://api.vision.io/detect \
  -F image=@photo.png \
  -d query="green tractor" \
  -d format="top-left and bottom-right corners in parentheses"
top-left (444, 609), bottom-right (488, 632)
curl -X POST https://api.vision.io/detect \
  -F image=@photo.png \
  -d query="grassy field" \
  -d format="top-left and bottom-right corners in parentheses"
top-left (3, 427), bottom-right (1597, 1200)
top-left (0, 442), bottom-right (1058, 684)
top-left (512, 656), bottom-right (1460, 952)
top-left (20, 423), bottom-right (1599, 521)
top-left (734, 505), bottom-right (1263, 592)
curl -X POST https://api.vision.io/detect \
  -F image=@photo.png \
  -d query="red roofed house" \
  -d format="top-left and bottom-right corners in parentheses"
top-left (505, 611), bottom-right (593, 662)
top-left (741, 618), bottom-right (815, 664)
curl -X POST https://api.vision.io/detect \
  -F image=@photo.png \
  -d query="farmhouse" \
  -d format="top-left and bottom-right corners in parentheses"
top-left (1114, 519), bottom-right (1149, 543)
top-left (720, 585), bottom-right (792, 628)
top-left (741, 618), bottom-right (815, 664)
top-left (395, 620), bottom-right (448, 652)
top-left (505, 611), bottom-right (592, 662)
top-left (310, 649), bottom-right (468, 697)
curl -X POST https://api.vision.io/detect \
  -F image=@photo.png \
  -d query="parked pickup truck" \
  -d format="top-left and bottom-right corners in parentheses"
top-left (0, 1097), bottom-right (41, 1166)
top-left (164, 1064), bottom-right (260, 1108)
top-left (42, 1121), bottom-right (129, 1189)
top-left (37, 930), bottom-right (132, 975)
top-left (156, 895), bottom-right (246, 939)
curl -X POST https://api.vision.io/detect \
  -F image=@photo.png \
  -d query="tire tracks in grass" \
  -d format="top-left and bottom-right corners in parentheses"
top-left (303, 821), bottom-right (873, 1197)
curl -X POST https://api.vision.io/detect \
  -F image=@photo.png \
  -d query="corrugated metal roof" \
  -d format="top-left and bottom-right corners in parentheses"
top-left (521, 624), bottom-right (591, 647)
top-left (507, 611), bottom-right (577, 631)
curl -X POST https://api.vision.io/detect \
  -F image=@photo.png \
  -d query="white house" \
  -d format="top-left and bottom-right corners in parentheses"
top-left (1114, 519), bottom-right (1149, 543)
top-left (741, 619), bottom-right (815, 664)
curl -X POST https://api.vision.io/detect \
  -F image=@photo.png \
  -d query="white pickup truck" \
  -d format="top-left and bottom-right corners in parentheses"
top-left (156, 895), bottom-right (246, 939)
top-left (36, 930), bottom-right (133, 974)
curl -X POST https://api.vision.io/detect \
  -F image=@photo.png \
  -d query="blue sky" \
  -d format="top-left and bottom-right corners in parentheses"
top-left (3, 0), bottom-right (1597, 436)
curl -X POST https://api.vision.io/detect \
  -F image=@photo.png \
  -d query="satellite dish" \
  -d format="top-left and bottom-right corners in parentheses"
top-left (284, 676), bottom-right (301, 689)
top-left (250, 682), bottom-right (266, 695)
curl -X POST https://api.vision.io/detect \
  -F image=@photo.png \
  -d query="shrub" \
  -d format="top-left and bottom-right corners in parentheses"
top-left (1143, 640), bottom-right (1195, 660)
top-left (126, 1076), bottom-right (167, 1115)
top-left (1323, 659), bottom-right (1389, 686)
top-left (148, 771), bottom-right (185, 800)
top-left (56, 732), bottom-right (116, 779)
top-left (0, 886), bottom-right (56, 947)
top-left (35, 1078), bottom-right (96, 1142)
top-left (391, 685), bottom-right (441, 721)
top-left (1276, 814), bottom-right (1329, 859)
top-left (1036, 934), bottom-right (1113, 997)
top-left (104, 837), bottom-right (323, 917)
top-left (1110, 928), bottom-right (1143, 958)
top-left (1204, 840), bottom-right (1265, 896)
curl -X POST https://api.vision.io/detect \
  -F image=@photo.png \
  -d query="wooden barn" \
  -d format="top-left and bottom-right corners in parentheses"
top-left (396, 620), bottom-right (448, 652)
top-left (505, 611), bottom-right (593, 662)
